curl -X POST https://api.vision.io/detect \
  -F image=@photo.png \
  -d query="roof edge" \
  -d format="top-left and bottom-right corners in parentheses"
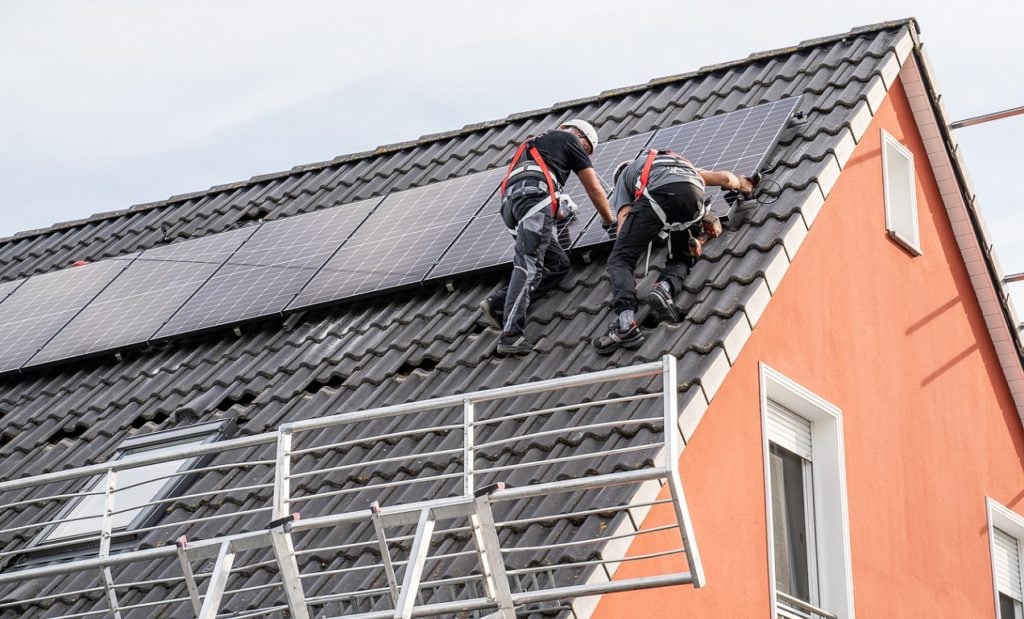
top-left (1, 19), bottom-right (917, 246)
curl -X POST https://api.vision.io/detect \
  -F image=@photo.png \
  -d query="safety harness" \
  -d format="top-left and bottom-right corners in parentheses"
top-left (500, 135), bottom-right (561, 232)
top-left (633, 148), bottom-right (721, 262)
top-left (633, 149), bottom-right (708, 234)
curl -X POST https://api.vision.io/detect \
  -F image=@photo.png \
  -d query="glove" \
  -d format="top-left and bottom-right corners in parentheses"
top-left (602, 220), bottom-right (618, 240)
top-left (555, 193), bottom-right (578, 221)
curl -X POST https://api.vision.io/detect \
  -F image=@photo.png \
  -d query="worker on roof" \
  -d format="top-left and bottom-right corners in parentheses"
top-left (480, 119), bottom-right (616, 356)
top-left (593, 150), bottom-right (755, 355)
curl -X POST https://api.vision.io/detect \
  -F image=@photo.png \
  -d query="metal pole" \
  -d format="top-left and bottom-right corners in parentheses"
top-left (463, 398), bottom-right (475, 496)
top-left (949, 104), bottom-right (1024, 129)
top-left (269, 521), bottom-right (310, 619)
top-left (99, 470), bottom-right (123, 619)
top-left (371, 503), bottom-right (401, 605)
top-left (284, 361), bottom-right (665, 433)
top-left (471, 495), bottom-right (515, 618)
top-left (393, 508), bottom-right (435, 619)
top-left (1005, 272), bottom-right (1024, 284)
top-left (175, 537), bottom-right (203, 616)
top-left (198, 541), bottom-right (235, 619)
top-left (662, 354), bottom-right (706, 588)
top-left (272, 430), bottom-right (292, 519)
top-left (0, 432), bottom-right (274, 493)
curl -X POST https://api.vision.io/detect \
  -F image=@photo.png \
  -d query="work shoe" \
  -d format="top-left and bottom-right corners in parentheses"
top-left (593, 322), bottom-right (644, 355)
top-left (647, 286), bottom-right (681, 324)
top-left (497, 333), bottom-right (534, 356)
top-left (479, 297), bottom-right (503, 330)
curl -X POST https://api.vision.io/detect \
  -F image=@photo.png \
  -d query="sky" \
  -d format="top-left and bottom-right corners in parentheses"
top-left (0, 1), bottom-right (1022, 311)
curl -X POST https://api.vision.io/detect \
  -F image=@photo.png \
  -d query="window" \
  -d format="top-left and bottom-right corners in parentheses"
top-left (988, 499), bottom-right (1024, 618)
top-left (881, 129), bottom-right (921, 255)
top-left (37, 421), bottom-right (228, 546)
top-left (761, 365), bottom-right (854, 618)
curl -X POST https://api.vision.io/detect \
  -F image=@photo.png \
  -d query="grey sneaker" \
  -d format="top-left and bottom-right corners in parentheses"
top-left (479, 297), bottom-right (503, 330)
top-left (497, 333), bottom-right (534, 356)
top-left (593, 322), bottom-right (644, 355)
top-left (646, 286), bottom-right (681, 324)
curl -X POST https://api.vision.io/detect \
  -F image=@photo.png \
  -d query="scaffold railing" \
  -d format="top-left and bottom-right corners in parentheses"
top-left (0, 355), bottom-right (702, 618)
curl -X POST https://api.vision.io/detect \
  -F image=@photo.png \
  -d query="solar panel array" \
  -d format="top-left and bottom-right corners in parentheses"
top-left (0, 98), bottom-right (798, 372)
top-left (291, 170), bottom-right (501, 308)
top-left (156, 198), bottom-right (382, 339)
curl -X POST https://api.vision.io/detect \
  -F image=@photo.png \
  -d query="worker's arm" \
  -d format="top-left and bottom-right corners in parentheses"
top-left (577, 168), bottom-right (615, 225)
top-left (698, 169), bottom-right (754, 195)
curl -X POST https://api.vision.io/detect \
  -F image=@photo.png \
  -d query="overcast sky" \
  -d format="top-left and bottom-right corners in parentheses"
top-left (1, 1), bottom-right (1021, 309)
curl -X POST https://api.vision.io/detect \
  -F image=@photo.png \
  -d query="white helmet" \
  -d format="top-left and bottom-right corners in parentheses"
top-left (560, 118), bottom-right (599, 151)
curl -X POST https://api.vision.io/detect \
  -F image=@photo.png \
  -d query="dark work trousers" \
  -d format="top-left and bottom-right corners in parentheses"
top-left (491, 186), bottom-right (570, 336)
top-left (607, 182), bottom-right (703, 313)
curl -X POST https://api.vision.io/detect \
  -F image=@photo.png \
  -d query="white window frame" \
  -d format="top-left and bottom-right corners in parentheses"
top-left (761, 363), bottom-right (855, 618)
top-left (880, 129), bottom-right (921, 255)
top-left (987, 499), bottom-right (1024, 618)
top-left (34, 420), bottom-right (228, 548)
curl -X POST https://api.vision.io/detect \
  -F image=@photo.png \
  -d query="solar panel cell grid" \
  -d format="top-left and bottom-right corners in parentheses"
top-left (646, 97), bottom-right (800, 219)
top-left (567, 131), bottom-right (657, 249)
top-left (156, 198), bottom-right (382, 338)
top-left (0, 260), bottom-right (129, 373)
top-left (140, 227), bottom-right (256, 265)
top-left (30, 260), bottom-right (222, 365)
top-left (293, 168), bottom-right (503, 307)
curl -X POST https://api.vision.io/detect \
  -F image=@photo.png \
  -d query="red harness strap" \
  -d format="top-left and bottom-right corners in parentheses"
top-left (634, 149), bottom-right (659, 202)
top-left (500, 138), bottom-right (559, 216)
top-left (633, 149), bottom-right (696, 201)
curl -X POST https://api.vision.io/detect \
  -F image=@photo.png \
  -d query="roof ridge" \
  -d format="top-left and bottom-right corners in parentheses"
top-left (1, 18), bottom-right (914, 247)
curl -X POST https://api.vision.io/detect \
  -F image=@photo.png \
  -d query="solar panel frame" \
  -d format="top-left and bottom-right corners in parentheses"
top-left (155, 198), bottom-right (383, 339)
top-left (289, 168), bottom-right (503, 308)
top-left (0, 260), bottom-right (131, 374)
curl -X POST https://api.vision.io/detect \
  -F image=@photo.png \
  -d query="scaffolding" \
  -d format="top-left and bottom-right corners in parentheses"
top-left (0, 356), bottom-right (702, 618)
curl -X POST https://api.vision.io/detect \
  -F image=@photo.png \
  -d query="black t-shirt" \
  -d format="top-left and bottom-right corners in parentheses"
top-left (527, 130), bottom-right (593, 187)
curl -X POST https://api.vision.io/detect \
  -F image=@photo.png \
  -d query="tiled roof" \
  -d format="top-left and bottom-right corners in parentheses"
top-left (0, 20), bottom-right (931, 617)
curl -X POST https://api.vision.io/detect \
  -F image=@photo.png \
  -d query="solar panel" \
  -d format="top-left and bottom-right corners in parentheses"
top-left (0, 260), bottom-right (129, 373)
top-left (28, 260), bottom-right (223, 366)
top-left (645, 97), bottom-right (800, 219)
top-left (564, 131), bottom-right (656, 249)
top-left (155, 199), bottom-right (381, 338)
top-left (290, 169), bottom-right (502, 308)
top-left (140, 227), bottom-right (255, 264)
top-left (0, 279), bottom-right (25, 307)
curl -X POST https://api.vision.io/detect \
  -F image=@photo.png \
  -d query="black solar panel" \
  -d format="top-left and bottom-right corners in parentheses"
top-left (290, 169), bottom-right (502, 307)
top-left (140, 226), bottom-right (255, 264)
top-left (565, 131), bottom-right (656, 249)
top-left (29, 261), bottom-right (220, 365)
top-left (0, 260), bottom-right (129, 373)
top-left (645, 97), bottom-right (800, 218)
top-left (0, 279), bottom-right (25, 306)
top-left (155, 199), bottom-right (382, 338)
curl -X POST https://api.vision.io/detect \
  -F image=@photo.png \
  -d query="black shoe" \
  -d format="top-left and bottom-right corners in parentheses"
top-left (497, 333), bottom-right (534, 356)
top-left (647, 286), bottom-right (681, 324)
top-left (593, 322), bottom-right (644, 355)
top-left (479, 297), bottom-right (503, 330)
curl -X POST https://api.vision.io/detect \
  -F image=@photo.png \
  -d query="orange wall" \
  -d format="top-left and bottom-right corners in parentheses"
top-left (594, 79), bottom-right (1024, 617)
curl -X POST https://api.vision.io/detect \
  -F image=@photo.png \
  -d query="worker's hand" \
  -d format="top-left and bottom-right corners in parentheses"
top-left (737, 172), bottom-right (762, 197)
top-left (737, 176), bottom-right (755, 196)
top-left (602, 220), bottom-right (618, 239)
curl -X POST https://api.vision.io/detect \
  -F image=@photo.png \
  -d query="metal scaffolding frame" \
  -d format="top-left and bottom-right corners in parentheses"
top-left (0, 355), bottom-right (703, 618)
